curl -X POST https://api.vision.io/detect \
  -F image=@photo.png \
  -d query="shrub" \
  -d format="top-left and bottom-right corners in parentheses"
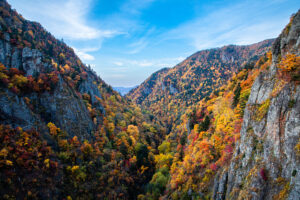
top-left (158, 141), bottom-right (171, 154)
top-left (135, 143), bottom-right (149, 167)
top-left (279, 54), bottom-right (300, 72)
top-left (278, 54), bottom-right (300, 82)
top-left (295, 139), bottom-right (300, 156)
top-left (255, 99), bottom-right (270, 121)
top-left (47, 122), bottom-right (60, 136)
top-left (232, 83), bottom-right (241, 107)
top-left (288, 99), bottom-right (295, 108)
top-left (274, 182), bottom-right (290, 200)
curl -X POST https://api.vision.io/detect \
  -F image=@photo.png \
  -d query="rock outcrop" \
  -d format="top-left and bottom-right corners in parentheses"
top-left (0, 37), bottom-right (98, 140)
top-left (0, 3), bottom-right (108, 140)
top-left (213, 10), bottom-right (300, 200)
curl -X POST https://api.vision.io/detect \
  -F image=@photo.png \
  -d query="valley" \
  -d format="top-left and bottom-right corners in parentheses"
top-left (0, 1), bottom-right (299, 199)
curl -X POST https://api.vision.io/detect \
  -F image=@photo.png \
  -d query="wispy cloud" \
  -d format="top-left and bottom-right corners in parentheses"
top-left (100, 56), bottom-right (186, 87)
top-left (127, 27), bottom-right (156, 54)
top-left (107, 74), bottom-right (126, 78)
top-left (73, 47), bottom-right (101, 61)
top-left (8, 0), bottom-right (126, 62)
top-left (120, 0), bottom-right (157, 15)
top-left (8, 0), bottom-right (118, 40)
top-left (127, 38), bottom-right (149, 54)
top-left (162, 0), bottom-right (293, 50)
top-left (113, 61), bottom-right (124, 66)
top-left (112, 56), bottom-right (185, 68)
top-left (98, 0), bottom-right (157, 34)
top-left (96, 0), bottom-right (157, 54)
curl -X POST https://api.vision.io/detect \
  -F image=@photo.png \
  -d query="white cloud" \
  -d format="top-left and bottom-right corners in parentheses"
top-left (8, 0), bottom-right (119, 40)
top-left (112, 56), bottom-right (185, 68)
top-left (73, 47), bottom-right (101, 61)
top-left (74, 50), bottom-right (94, 61)
top-left (113, 61), bottom-right (124, 66)
top-left (162, 0), bottom-right (293, 50)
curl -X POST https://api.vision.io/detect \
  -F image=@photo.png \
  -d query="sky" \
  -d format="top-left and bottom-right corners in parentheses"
top-left (8, 0), bottom-right (300, 87)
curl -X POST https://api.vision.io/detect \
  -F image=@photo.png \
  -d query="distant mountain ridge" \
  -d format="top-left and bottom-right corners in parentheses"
top-left (113, 85), bottom-right (137, 96)
top-left (127, 39), bottom-right (275, 132)
top-left (129, 39), bottom-right (274, 104)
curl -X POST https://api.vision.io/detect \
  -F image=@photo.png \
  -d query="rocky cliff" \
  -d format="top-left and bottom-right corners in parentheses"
top-left (213, 10), bottom-right (300, 200)
top-left (0, 0), bottom-right (110, 140)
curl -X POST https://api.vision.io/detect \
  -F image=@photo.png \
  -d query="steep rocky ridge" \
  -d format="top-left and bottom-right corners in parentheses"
top-left (213, 10), bottom-right (300, 200)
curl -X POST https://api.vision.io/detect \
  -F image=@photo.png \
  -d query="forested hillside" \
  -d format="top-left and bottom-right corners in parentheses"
top-left (128, 40), bottom-right (274, 133)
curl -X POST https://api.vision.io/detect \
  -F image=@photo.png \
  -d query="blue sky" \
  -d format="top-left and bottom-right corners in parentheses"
top-left (8, 0), bottom-right (299, 87)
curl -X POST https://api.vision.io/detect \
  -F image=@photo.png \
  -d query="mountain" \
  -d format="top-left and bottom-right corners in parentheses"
top-left (0, 1), bottom-right (165, 199)
top-left (140, 10), bottom-right (300, 200)
top-left (127, 39), bottom-right (274, 133)
top-left (113, 86), bottom-right (137, 96)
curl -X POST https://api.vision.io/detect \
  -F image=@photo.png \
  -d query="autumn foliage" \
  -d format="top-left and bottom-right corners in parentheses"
top-left (141, 53), bottom-right (272, 199)
top-left (278, 53), bottom-right (300, 81)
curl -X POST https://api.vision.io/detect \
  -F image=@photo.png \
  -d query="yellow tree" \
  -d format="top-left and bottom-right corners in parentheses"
top-left (127, 125), bottom-right (139, 140)
top-left (47, 122), bottom-right (60, 136)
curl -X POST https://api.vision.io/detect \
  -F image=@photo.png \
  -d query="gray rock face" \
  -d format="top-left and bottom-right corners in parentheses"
top-left (22, 47), bottom-right (43, 76)
top-left (0, 88), bottom-right (38, 130)
top-left (161, 82), bottom-right (166, 90)
top-left (0, 38), bottom-right (103, 140)
top-left (38, 76), bottom-right (95, 140)
top-left (213, 11), bottom-right (300, 200)
top-left (213, 170), bottom-right (228, 200)
top-left (0, 36), bottom-right (12, 67)
top-left (79, 76), bottom-right (102, 104)
top-left (169, 84), bottom-right (178, 94)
